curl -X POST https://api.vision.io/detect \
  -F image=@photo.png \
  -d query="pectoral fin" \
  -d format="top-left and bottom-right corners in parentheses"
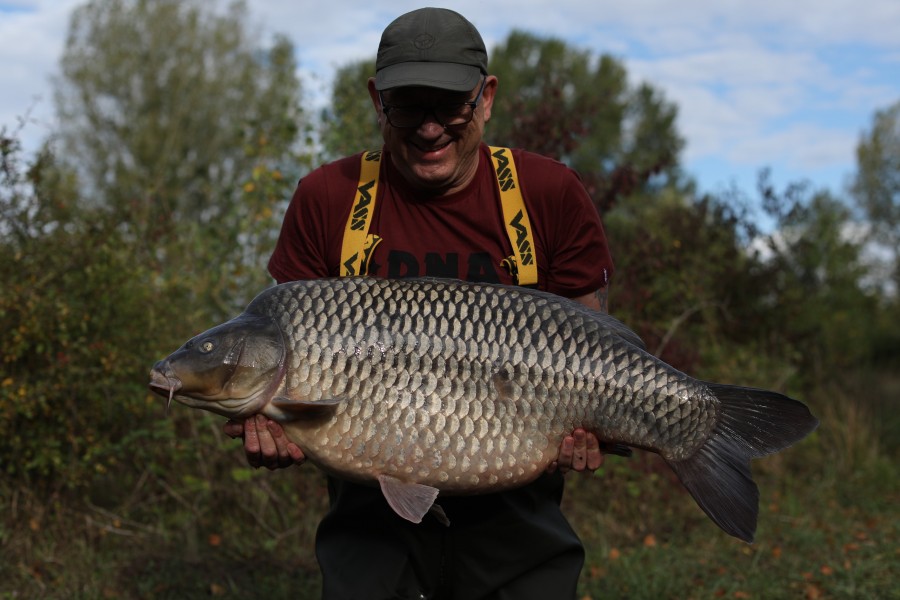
top-left (271, 396), bottom-right (346, 418)
top-left (377, 474), bottom-right (442, 525)
top-left (599, 442), bottom-right (633, 457)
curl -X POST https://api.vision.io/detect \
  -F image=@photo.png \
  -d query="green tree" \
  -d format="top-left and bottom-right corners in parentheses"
top-left (487, 31), bottom-right (684, 210)
top-left (852, 99), bottom-right (900, 290)
top-left (0, 0), bottom-right (309, 492)
top-left (0, 127), bottom-right (184, 491)
top-left (755, 173), bottom-right (881, 378)
top-left (54, 0), bottom-right (308, 314)
top-left (603, 184), bottom-right (761, 376)
top-left (319, 59), bottom-right (381, 159)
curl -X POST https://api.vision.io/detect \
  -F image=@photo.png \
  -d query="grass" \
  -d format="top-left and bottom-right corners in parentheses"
top-left (2, 371), bottom-right (897, 599)
top-left (569, 451), bottom-right (899, 599)
top-left (1, 465), bottom-right (327, 600)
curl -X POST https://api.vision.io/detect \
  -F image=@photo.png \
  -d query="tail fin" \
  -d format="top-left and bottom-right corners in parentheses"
top-left (666, 384), bottom-right (818, 543)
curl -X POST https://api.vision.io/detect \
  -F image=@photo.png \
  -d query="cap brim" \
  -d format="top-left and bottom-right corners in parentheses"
top-left (375, 62), bottom-right (482, 91)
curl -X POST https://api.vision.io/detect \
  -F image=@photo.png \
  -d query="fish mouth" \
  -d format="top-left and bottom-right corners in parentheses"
top-left (149, 362), bottom-right (182, 416)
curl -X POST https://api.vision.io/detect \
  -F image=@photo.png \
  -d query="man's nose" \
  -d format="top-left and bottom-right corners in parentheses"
top-left (417, 109), bottom-right (446, 137)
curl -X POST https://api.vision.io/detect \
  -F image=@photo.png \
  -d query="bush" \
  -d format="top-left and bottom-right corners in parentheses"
top-left (0, 129), bottom-right (196, 492)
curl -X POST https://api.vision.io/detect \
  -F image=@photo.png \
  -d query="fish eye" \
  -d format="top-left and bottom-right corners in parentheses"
top-left (200, 340), bottom-right (215, 353)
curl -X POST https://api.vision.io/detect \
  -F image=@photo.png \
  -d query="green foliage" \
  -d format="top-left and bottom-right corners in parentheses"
top-left (852, 99), bottom-right (900, 279)
top-left (319, 59), bottom-right (381, 160)
top-left (753, 172), bottom-right (886, 379)
top-left (1, 129), bottom-right (182, 490)
top-left (0, 0), bottom-right (309, 491)
top-left (54, 0), bottom-right (308, 316)
top-left (487, 31), bottom-right (628, 159)
top-left (605, 158), bottom-right (896, 391)
top-left (847, 98), bottom-right (900, 364)
top-left (487, 30), bottom-right (685, 210)
top-left (605, 188), bottom-right (758, 373)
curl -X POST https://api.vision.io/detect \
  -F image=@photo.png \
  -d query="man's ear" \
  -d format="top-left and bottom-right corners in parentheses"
top-left (367, 78), bottom-right (384, 125)
top-left (481, 76), bottom-right (498, 123)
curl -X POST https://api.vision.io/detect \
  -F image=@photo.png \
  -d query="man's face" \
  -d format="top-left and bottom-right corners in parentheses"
top-left (367, 76), bottom-right (497, 196)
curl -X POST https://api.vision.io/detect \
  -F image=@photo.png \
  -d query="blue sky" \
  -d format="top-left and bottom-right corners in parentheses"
top-left (1, 0), bottom-right (898, 208)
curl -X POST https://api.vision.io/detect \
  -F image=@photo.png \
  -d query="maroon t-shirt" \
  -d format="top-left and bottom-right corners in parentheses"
top-left (268, 143), bottom-right (613, 296)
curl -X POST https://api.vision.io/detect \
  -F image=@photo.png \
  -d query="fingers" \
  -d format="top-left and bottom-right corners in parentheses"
top-left (265, 419), bottom-right (306, 467)
top-left (571, 429), bottom-right (588, 471)
top-left (552, 428), bottom-right (604, 475)
top-left (241, 415), bottom-right (305, 470)
top-left (223, 419), bottom-right (245, 439)
top-left (554, 434), bottom-right (575, 475)
top-left (286, 442), bottom-right (306, 463)
top-left (242, 415), bottom-right (264, 468)
top-left (585, 430), bottom-right (604, 471)
top-left (255, 415), bottom-right (282, 469)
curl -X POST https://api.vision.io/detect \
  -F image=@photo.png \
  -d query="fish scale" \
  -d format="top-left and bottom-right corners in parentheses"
top-left (263, 279), bottom-right (627, 489)
top-left (150, 276), bottom-right (818, 542)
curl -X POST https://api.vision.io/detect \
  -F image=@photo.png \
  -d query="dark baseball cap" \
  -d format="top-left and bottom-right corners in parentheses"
top-left (374, 8), bottom-right (488, 92)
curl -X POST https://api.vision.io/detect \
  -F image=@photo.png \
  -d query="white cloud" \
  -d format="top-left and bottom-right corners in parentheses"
top-left (728, 123), bottom-right (856, 169)
top-left (0, 0), bottom-right (82, 144)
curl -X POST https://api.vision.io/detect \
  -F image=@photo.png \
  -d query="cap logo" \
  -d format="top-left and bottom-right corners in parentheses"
top-left (414, 33), bottom-right (435, 50)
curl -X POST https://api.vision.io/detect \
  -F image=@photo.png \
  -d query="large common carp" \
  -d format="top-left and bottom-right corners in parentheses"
top-left (149, 277), bottom-right (817, 542)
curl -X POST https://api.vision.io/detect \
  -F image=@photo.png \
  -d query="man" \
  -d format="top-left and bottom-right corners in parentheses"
top-left (225, 8), bottom-right (613, 599)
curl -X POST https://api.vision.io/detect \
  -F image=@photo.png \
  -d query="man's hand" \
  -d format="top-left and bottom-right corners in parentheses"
top-left (223, 415), bottom-right (306, 470)
top-left (548, 428), bottom-right (603, 474)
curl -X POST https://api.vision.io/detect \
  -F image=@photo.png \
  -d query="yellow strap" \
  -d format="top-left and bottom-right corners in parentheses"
top-left (489, 146), bottom-right (538, 286)
top-left (340, 150), bottom-right (382, 276)
top-left (340, 147), bottom-right (538, 286)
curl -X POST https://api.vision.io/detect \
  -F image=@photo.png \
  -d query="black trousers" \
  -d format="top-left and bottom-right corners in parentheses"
top-left (315, 473), bottom-right (584, 600)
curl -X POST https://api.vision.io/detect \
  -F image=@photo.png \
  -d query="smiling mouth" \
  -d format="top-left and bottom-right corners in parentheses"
top-left (411, 139), bottom-right (452, 155)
